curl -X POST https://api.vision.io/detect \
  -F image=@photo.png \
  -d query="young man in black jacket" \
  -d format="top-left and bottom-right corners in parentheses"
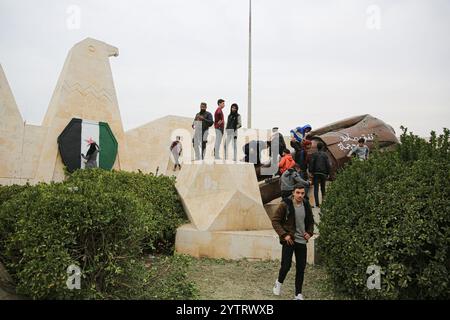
top-left (271, 185), bottom-right (315, 300)
top-left (269, 127), bottom-right (286, 159)
top-left (309, 142), bottom-right (330, 208)
top-left (192, 102), bottom-right (214, 160)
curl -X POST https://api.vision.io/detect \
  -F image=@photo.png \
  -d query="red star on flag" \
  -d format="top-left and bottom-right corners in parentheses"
top-left (85, 137), bottom-right (96, 146)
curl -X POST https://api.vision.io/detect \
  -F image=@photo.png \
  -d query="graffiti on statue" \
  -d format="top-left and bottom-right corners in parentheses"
top-left (337, 132), bottom-right (375, 151)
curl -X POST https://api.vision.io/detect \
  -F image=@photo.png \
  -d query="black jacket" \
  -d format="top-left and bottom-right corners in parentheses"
top-left (309, 150), bottom-right (330, 175)
top-left (290, 140), bottom-right (302, 164)
top-left (270, 133), bottom-right (286, 157)
top-left (193, 111), bottom-right (213, 132)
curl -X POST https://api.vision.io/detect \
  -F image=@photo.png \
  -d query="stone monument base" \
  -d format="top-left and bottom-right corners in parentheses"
top-left (175, 224), bottom-right (318, 265)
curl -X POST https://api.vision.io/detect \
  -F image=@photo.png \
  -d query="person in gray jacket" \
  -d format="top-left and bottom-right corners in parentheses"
top-left (280, 164), bottom-right (310, 200)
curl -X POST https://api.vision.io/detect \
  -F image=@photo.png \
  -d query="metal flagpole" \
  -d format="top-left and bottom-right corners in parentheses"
top-left (247, 0), bottom-right (252, 129)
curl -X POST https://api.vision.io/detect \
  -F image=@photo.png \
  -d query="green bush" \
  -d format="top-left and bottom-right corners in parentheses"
top-left (65, 169), bottom-right (187, 253)
top-left (0, 184), bottom-right (30, 261)
top-left (318, 127), bottom-right (450, 299)
top-left (0, 184), bottom-right (29, 205)
top-left (0, 169), bottom-right (193, 299)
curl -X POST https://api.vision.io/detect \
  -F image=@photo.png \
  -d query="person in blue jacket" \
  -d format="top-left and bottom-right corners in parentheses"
top-left (290, 124), bottom-right (312, 143)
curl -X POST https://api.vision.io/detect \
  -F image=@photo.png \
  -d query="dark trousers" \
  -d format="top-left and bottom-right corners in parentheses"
top-left (278, 242), bottom-right (307, 295)
top-left (201, 141), bottom-right (207, 159)
top-left (300, 170), bottom-right (308, 180)
top-left (313, 174), bottom-right (327, 207)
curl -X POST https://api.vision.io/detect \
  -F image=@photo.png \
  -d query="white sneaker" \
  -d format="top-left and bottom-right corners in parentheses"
top-left (273, 280), bottom-right (282, 296)
top-left (294, 293), bottom-right (304, 300)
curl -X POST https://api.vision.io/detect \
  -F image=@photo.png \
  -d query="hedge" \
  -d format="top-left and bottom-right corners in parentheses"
top-left (0, 169), bottom-right (194, 299)
top-left (318, 127), bottom-right (450, 299)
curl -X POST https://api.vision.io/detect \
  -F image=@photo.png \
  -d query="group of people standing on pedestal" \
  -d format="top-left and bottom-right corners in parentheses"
top-left (191, 100), bottom-right (242, 162)
top-left (169, 100), bottom-right (242, 171)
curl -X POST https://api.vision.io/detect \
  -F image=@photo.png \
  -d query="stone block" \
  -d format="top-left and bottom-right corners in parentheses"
top-left (175, 161), bottom-right (272, 231)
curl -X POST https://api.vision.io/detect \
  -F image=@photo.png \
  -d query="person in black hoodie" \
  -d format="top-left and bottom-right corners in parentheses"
top-left (271, 185), bottom-right (315, 300)
top-left (224, 103), bottom-right (242, 161)
top-left (309, 142), bottom-right (330, 208)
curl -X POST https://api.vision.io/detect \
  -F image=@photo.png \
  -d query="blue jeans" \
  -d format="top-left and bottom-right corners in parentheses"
top-left (214, 129), bottom-right (223, 159)
top-left (224, 129), bottom-right (238, 161)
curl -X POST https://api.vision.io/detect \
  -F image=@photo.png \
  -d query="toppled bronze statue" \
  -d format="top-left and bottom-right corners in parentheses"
top-left (256, 114), bottom-right (399, 204)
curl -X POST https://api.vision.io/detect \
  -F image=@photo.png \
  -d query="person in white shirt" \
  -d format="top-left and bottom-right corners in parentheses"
top-left (170, 136), bottom-right (183, 171)
top-left (347, 137), bottom-right (369, 161)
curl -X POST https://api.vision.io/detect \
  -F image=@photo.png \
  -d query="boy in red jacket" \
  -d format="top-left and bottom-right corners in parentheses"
top-left (278, 149), bottom-right (296, 174)
top-left (214, 99), bottom-right (225, 159)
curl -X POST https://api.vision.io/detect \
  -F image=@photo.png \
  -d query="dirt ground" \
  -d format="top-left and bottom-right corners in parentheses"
top-left (185, 257), bottom-right (349, 300)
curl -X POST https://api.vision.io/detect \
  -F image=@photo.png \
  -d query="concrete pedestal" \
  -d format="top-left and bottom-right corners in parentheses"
top-left (175, 223), bottom-right (318, 264)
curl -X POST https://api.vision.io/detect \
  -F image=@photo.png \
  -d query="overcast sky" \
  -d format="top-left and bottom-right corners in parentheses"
top-left (1, 0), bottom-right (449, 137)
